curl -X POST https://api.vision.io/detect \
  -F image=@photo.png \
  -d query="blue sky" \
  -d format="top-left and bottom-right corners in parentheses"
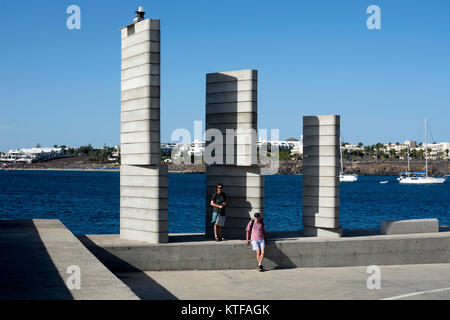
top-left (0, 0), bottom-right (449, 152)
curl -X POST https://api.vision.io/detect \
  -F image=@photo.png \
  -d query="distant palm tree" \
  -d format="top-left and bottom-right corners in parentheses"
top-left (389, 149), bottom-right (396, 159)
top-left (357, 150), bottom-right (364, 160)
top-left (417, 149), bottom-right (424, 160)
top-left (375, 143), bottom-right (384, 151)
top-left (342, 149), bottom-right (348, 159)
top-left (399, 148), bottom-right (407, 159)
top-left (376, 150), bottom-right (385, 160)
top-left (368, 145), bottom-right (376, 160)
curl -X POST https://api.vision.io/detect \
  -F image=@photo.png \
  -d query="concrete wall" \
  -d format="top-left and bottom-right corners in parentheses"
top-left (205, 70), bottom-right (263, 239)
top-left (121, 19), bottom-right (160, 166)
top-left (81, 230), bottom-right (450, 271)
top-left (120, 18), bottom-right (167, 244)
top-left (381, 219), bottom-right (439, 235)
top-left (302, 115), bottom-right (342, 237)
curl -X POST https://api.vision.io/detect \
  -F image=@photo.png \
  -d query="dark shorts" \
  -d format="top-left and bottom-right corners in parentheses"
top-left (215, 215), bottom-right (226, 227)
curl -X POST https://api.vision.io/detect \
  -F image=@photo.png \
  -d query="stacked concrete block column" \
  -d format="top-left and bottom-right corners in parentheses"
top-left (121, 19), bottom-right (161, 166)
top-left (206, 69), bottom-right (258, 166)
top-left (205, 70), bottom-right (264, 239)
top-left (120, 18), bottom-right (168, 243)
top-left (302, 115), bottom-right (342, 237)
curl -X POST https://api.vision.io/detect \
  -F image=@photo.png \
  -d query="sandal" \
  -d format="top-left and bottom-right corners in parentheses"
top-left (215, 237), bottom-right (221, 242)
top-left (219, 236), bottom-right (226, 241)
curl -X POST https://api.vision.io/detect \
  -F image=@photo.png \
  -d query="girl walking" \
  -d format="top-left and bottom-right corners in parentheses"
top-left (245, 212), bottom-right (268, 271)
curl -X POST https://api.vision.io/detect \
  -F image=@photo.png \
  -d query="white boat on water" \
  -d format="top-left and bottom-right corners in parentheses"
top-left (398, 119), bottom-right (446, 185)
top-left (340, 173), bottom-right (358, 182)
top-left (398, 172), bottom-right (446, 184)
top-left (339, 137), bottom-right (358, 182)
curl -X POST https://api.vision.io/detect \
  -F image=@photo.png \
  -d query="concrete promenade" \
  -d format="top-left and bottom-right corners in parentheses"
top-left (117, 263), bottom-right (450, 300)
top-left (0, 219), bottom-right (138, 300)
top-left (1, 219), bottom-right (450, 300)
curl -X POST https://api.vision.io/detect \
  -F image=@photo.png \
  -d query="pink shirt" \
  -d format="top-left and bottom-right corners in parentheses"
top-left (246, 220), bottom-right (265, 241)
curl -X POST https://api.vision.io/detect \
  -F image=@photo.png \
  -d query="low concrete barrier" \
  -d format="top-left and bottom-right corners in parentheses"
top-left (381, 219), bottom-right (439, 235)
top-left (0, 219), bottom-right (138, 300)
top-left (79, 229), bottom-right (450, 272)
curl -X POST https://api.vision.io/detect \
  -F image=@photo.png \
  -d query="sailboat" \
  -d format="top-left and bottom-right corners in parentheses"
top-left (398, 119), bottom-right (446, 184)
top-left (339, 139), bottom-right (357, 182)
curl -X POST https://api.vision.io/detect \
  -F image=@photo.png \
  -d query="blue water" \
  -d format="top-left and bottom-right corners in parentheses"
top-left (0, 170), bottom-right (449, 235)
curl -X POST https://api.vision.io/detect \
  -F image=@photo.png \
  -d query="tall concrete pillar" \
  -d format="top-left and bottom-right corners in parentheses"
top-left (119, 11), bottom-right (168, 243)
top-left (205, 70), bottom-right (264, 239)
top-left (302, 115), bottom-right (342, 237)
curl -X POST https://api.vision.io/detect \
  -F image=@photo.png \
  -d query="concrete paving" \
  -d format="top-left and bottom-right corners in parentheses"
top-left (2, 219), bottom-right (449, 300)
top-left (116, 263), bottom-right (450, 300)
top-left (0, 219), bottom-right (138, 300)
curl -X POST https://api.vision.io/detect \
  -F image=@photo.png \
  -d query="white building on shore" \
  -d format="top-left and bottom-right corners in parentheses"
top-left (107, 146), bottom-right (120, 162)
top-left (341, 140), bottom-right (450, 160)
top-left (165, 137), bottom-right (304, 163)
top-left (427, 142), bottom-right (450, 159)
top-left (188, 139), bottom-right (205, 156)
top-left (0, 148), bottom-right (64, 164)
top-left (257, 137), bottom-right (303, 154)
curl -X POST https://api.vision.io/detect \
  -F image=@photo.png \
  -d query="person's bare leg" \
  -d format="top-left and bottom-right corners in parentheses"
top-left (255, 250), bottom-right (261, 265)
top-left (214, 224), bottom-right (218, 239)
top-left (258, 249), bottom-right (265, 265)
top-left (217, 226), bottom-right (225, 240)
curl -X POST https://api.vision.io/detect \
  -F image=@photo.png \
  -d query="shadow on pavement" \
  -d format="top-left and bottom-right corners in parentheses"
top-left (78, 235), bottom-right (178, 300)
top-left (0, 220), bottom-right (73, 300)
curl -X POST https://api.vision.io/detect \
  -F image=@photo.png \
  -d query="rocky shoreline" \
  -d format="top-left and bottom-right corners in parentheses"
top-left (168, 160), bottom-right (450, 176)
top-left (3, 157), bottom-right (449, 176)
top-left (276, 160), bottom-right (450, 176)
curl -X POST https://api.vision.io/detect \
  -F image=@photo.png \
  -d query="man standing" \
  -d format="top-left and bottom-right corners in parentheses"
top-left (210, 183), bottom-right (226, 241)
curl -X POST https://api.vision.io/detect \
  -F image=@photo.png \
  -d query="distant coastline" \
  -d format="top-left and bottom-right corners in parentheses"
top-left (276, 160), bottom-right (450, 176)
top-left (2, 157), bottom-right (449, 176)
top-left (3, 168), bottom-right (120, 172)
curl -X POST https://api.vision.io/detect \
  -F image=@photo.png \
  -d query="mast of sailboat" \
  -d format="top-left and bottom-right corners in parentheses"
top-left (339, 136), bottom-right (344, 174)
top-left (425, 118), bottom-right (428, 177)
top-left (407, 139), bottom-right (410, 172)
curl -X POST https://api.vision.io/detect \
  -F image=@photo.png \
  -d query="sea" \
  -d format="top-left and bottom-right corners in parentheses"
top-left (0, 170), bottom-right (449, 235)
